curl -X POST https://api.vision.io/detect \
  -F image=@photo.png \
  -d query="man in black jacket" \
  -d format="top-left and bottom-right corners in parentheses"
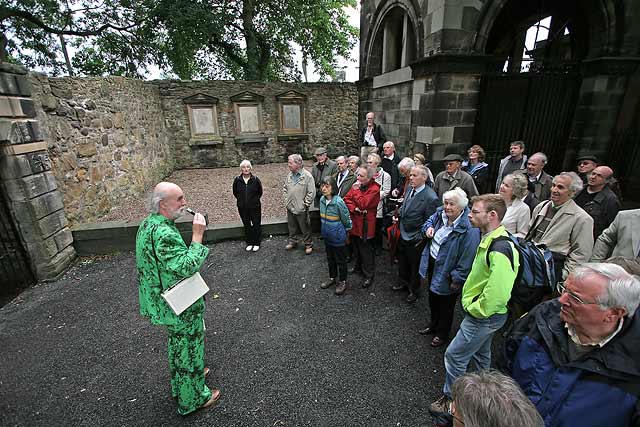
top-left (381, 141), bottom-right (401, 191)
top-left (359, 112), bottom-right (385, 161)
top-left (574, 165), bottom-right (620, 239)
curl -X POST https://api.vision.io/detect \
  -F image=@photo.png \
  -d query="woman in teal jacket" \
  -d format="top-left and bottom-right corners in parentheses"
top-left (319, 177), bottom-right (352, 295)
top-left (418, 188), bottom-right (480, 347)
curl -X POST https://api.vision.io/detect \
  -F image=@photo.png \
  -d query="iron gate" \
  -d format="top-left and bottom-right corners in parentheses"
top-left (0, 185), bottom-right (36, 299)
top-left (473, 71), bottom-right (582, 183)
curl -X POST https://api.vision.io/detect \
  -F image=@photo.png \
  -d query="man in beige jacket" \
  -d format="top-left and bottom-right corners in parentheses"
top-left (527, 172), bottom-right (593, 280)
top-left (284, 154), bottom-right (316, 254)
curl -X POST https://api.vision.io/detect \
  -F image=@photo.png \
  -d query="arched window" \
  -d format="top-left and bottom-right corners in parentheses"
top-left (369, 7), bottom-right (416, 76)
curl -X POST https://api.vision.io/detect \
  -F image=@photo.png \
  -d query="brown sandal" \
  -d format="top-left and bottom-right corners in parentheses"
top-left (200, 388), bottom-right (221, 409)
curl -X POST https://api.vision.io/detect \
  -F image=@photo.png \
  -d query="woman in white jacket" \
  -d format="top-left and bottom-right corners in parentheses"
top-left (499, 173), bottom-right (531, 237)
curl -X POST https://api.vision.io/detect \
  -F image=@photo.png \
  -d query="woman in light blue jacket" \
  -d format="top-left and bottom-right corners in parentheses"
top-left (418, 188), bottom-right (480, 347)
top-left (319, 177), bottom-right (352, 296)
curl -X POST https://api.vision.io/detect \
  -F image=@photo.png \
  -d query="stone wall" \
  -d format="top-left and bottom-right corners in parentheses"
top-left (29, 75), bottom-right (173, 225)
top-left (0, 63), bottom-right (75, 281)
top-left (156, 80), bottom-right (358, 168)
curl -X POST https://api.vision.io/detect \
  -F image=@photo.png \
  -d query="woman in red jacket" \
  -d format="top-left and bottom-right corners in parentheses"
top-left (344, 166), bottom-right (380, 289)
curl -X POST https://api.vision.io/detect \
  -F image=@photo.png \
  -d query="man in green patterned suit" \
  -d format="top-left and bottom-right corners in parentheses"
top-left (136, 181), bottom-right (220, 415)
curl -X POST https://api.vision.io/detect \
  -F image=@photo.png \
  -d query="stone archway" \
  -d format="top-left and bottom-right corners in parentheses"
top-left (362, 0), bottom-right (422, 78)
top-left (473, 0), bottom-right (619, 58)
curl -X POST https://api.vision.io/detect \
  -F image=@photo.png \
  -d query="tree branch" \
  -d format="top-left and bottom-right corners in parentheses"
top-left (0, 6), bottom-right (142, 36)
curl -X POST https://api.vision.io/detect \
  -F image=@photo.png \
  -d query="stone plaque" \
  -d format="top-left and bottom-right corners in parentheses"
top-left (238, 105), bottom-right (259, 133)
top-left (282, 104), bottom-right (301, 130)
top-left (191, 107), bottom-right (217, 135)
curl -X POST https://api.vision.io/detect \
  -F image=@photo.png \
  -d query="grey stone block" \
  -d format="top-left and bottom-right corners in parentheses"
top-left (30, 191), bottom-right (65, 220)
top-left (35, 245), bottom-right (76, 281)
top-left (0, 73), bottom-right (19, 96)
top-left (4, 171), bottom-right (59, 201)
top-left (20, 99), bottom-right (37, 118)
top-left (0, 63), bottom-right (27, 74)
top-left (16, 75), bottom-right (33, 97)
top-left (0, 154), bottom-right (32, 179)
top-left (458, 93), bottom-right (478, 109)
top-left (37, 209), bottom-right (69, 239)
top-left (435, 92), bottom-right (458, 110)
top-left (53, 228), bottom-right (74, 251)
top-left (0, 119), bottom-right (39, 144)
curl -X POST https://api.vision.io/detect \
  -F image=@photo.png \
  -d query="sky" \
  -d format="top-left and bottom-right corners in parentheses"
top-left (31, 8), bottom-right (560, 81)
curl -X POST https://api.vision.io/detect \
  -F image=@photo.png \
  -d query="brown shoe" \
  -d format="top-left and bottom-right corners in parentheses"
top-left (285, 243), bottom-right (297, 250)
top-left (200, 388), bottom-right (221, 409)
top-left (335, 281), bottom-right (347, 295)
top-left (320, 278), bottom-right (336, 289)
top-left (305, 246), bottom-right (313, 255)
top-left (430, 336), bottom-right (447, 347)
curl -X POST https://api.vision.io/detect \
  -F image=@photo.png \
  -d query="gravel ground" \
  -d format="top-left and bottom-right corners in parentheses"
top-left (99, 162), bottom-right (315, 224)
top-left (0, 237), bottom-right (462, 427)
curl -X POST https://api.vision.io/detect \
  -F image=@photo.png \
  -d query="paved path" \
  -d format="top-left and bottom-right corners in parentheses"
top-left (0, 236), bottom-right (460, 427)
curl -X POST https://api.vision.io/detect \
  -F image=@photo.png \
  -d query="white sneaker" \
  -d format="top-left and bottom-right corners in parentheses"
top-left (252, 245), bottom-right (260, 252)
top-left (245, 245), bottom-right (253, 251)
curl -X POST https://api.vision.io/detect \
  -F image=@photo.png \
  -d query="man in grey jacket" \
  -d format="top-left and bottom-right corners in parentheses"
top-left (284, 154), bottom-right (316, 254)
top-left (433, 154), bottom-right (478, 199)
top-left (592, 209), bottom-right (640, 261)
top-left (311, 147), bottom-right (338, 207)
top-left (495, 141), bottom-right (528, 192)
top-left (392, 165), bottom-right (441, 303)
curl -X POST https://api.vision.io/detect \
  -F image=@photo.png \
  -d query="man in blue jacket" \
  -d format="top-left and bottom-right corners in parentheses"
top-left (506, 263), bottom-right (640, 427)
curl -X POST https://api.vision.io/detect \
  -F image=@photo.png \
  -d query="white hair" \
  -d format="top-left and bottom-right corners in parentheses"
top-left (555, 171), bottom-right (583, 194)
top-left (383, 141), bottom-right (395, 149)
top-left (239, 159), bottom-right (252, 170)
top-left (530, 152), bottom-right (548, 165)
top-left (443, 187), bottom-right (469, 208)
top-left (398, 157), bottom-right (415, 172)
top-left (572, 263), bottom-right (640, 316)
top-left (288, 154), bottom-right (303, 165)
top-left (149, 190), bottom-right (166, 214)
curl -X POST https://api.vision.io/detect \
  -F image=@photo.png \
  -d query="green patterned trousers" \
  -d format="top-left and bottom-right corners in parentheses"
top-left (167, 315), bottom-right (212, 415)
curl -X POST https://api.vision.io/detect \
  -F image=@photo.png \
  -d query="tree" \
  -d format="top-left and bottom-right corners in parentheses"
top-left (149, 0), bottom-right (358, 81)
top-left (1, 0), bottom-right (358, 81)
top-left (0, 1), bottom-right (153, 77)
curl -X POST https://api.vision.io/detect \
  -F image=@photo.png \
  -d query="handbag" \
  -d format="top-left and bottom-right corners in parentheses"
top-left (161, 272), bottom-right (210, 315)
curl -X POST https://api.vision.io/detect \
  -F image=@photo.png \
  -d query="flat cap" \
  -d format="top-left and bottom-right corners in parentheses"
top-left (576, 154), bottom-right (599, 163)
top-left (442, 153), bottom-right (464, 162)
top-left (314, 147), bottom-right (328, 155)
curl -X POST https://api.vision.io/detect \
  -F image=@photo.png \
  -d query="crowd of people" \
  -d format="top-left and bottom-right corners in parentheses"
top-left (135, 111), bottom-right (640, 426)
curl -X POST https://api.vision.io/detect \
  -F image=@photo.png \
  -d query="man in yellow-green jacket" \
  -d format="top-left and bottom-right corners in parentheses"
top-left (136, 182), bottom-right (220, 415)
top-left (430, 194), bottom-right (519, 416)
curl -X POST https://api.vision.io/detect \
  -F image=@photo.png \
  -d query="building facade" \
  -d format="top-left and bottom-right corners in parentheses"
top-left (358, 0), bottom-right (640, 197)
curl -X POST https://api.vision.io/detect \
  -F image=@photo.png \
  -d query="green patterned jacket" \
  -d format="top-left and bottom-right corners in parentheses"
top-left (136, 214), bottom-right (209, 326)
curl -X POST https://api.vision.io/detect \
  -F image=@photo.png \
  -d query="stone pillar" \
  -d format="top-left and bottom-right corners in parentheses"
top-left (0, 63), bottom-right (75, 280)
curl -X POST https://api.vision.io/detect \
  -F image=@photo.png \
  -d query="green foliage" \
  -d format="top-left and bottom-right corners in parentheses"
top-left (1, 0), bottom-right (358, 81)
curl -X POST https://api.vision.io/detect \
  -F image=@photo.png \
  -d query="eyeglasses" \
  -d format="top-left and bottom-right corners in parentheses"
top-left (556, 282), bottom-right (599, 305)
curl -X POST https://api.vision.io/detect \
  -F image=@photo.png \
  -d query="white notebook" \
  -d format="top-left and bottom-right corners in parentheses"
top-left (161, 272), bottom-right (210, 315)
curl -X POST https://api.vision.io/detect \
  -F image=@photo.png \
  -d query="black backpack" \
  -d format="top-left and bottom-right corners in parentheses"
top-left (486, 232), bottom-right (556, 313)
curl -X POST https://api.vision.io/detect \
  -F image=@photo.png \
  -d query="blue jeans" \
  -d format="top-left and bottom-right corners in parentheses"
top-left (443, 312), bottom-right (508, 397)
